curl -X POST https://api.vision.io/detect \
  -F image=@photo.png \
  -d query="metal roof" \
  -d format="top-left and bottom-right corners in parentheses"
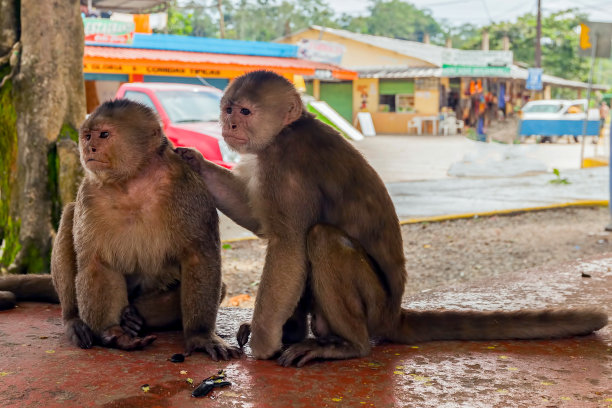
top-left (304, 26), bottom-right (606, 90)
top-left (83, 45), bottom-right (357, 79)
top-left (309, 26), bottom-right (444, 67)
top-left (356, 64), bottom-right (606, 90)
top-left (87, 0), bottom-right (168, 13)
top-left (87, 33), bottom-right (298, 58)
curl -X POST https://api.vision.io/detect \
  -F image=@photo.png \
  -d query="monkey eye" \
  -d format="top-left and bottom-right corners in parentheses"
top-left (240, 108), bottom-right (251, 116)
top-left (85, 133), bottom-right (91, 141)
top-left (225, 107), bottom-right (232, 114)
top-left (99, 131), bottom-right (109, 138)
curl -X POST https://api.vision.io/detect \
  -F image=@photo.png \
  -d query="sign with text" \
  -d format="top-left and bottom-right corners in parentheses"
top-left (297, 39), bottom-right (345, 65)
top-left (526, 68), bottom-right (543, 90)
top-left (83, 18), bottom-right (135, 44)
top-left (441, 49), bottom-right (513, 77)
top-left (83, 62), bottom-right (240, 78)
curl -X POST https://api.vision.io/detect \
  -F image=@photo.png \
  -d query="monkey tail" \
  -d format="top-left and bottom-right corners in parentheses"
top-left (0, 274), bottom-right (59, 306)
top-left (388, 308), bottom-right (608, 343)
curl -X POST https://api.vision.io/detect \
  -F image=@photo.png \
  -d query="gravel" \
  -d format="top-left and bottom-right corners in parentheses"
top-left (220, 206), bottom-right (612, 308)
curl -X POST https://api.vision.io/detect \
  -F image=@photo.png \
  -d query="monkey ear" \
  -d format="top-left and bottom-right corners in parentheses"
top-left (283, 95), bottom-right (303, 126)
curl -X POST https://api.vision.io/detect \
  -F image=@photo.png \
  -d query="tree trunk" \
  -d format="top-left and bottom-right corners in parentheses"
top-left (0, 0), bottom-right (85, 274)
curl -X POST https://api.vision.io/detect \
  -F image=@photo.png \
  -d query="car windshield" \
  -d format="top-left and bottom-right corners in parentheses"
top-left (156, 90), bottom-right (221, 123)
top-left (522, 103), bottom-right (564, 113)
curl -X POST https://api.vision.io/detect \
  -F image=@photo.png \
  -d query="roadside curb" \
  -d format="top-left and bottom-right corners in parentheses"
top-left (399, 200), bottom-right (609, 225)
top-left (221, 200), bottom-right (609, 243)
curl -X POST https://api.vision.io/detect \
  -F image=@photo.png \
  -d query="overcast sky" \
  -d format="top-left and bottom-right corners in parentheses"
top-left (325, 0), bottom-right (612, 26)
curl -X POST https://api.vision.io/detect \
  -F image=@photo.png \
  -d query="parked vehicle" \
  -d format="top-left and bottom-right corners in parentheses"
top-left (115, 82), bottom-right (239, 168)
top-left (518, 99), bottom-right (600, 142)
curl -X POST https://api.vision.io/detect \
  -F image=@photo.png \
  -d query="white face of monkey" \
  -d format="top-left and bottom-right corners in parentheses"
top-left (221, 98), bottom-right (290, 154)
top-left (220, 72), bottom-right (303, 155)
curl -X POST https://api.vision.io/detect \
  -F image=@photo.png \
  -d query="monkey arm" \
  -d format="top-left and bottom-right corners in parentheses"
top-left (75, 255), bottom-right (129, 335)
top-left (179, 246), bottom-right (241, 360)
top-left (51, 203), bottom-right (79, 322)
top-left (249, 236), bottom-right (309, 359)
top-left (176, 147), bottom-right (261, 235)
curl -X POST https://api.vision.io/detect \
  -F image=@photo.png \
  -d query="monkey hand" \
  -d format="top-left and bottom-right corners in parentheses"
top-left (65, 318), bottom-right (95, 349)
top-left (175, 147), bottom-right (205, 175)
top-left (184, 333), bottom-right (243, 361)
top-left (236, 322), bottom-right (251, 348)
top-left (120, 305), bottom-right (144, 337)
top-left (100, 325), bottom-right (157, 350)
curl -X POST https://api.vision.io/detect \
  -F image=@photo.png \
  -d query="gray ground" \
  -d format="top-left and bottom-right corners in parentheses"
top-left (220, 205), bottom-right (612, 308)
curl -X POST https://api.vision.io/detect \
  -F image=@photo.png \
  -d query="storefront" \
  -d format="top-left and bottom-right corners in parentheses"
top-left (83, 31), bottom-right (357, 113)
top-left (278, 26), bottom-right (605, 135)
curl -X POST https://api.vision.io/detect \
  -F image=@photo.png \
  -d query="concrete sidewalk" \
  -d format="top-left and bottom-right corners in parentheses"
top-left (221, 134), bottom-right (610, 241)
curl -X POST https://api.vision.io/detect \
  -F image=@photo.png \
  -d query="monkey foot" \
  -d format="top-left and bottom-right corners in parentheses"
top-left (185, 334), bottom-right (243, 361)
top-left (120, 305), bottom-right (144, 337)
top-left (66, 318), bottom-right (95, 349)
top-left (277, 338), bottom-right (364, 367)
top-left (100, 325), bottom-right (157, 350)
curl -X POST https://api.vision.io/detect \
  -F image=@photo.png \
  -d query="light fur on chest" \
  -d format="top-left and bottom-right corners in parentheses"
top-left (77, 176), bottom-right (179, 281)
top-left (234, 154), bottom-right (264, 218)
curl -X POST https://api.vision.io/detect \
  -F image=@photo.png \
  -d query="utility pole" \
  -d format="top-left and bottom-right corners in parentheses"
top-left (218, 0), bottom-right (225, 39)
top-left (535, 0), bottom-right (541, 68)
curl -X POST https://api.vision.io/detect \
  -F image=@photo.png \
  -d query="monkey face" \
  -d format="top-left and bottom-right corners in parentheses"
top-left (221, 100), bottom-right (254, 154)
top-left (79, 100), bottom-right (164, 182)
top-left (79, 126), bottom-right (114, 172)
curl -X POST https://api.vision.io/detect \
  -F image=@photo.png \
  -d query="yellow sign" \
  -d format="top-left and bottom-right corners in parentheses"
top-left (580, 23), bottom-right (592, 49)
top-left (83, 62), bottom-right (240, 78)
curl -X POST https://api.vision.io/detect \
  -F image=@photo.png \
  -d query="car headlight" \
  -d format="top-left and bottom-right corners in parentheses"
top-left (218, 139), bottom-right (240, 164)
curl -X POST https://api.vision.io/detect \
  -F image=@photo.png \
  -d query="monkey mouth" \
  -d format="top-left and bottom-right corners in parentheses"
top-left (223, 135), bottom-right (248, 146)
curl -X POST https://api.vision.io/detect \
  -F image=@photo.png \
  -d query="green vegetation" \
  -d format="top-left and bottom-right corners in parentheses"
top-left (162, 1), bottom-right (610, 90)
top-left (549, 168), bottom-right (571, 185)
top-left (0, 70), bottom-right (20, 268)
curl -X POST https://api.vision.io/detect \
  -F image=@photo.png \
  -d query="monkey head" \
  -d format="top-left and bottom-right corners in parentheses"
top-left (220, 71), bottom-right (303, 154)
top-left (79, 99), bottom-right (166, 183)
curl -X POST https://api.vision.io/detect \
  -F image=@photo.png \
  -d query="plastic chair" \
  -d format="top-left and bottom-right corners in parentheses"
top-left (407, 117), bottom-right (422, 135)
top-left (455, 119), bottom-right (464, 134)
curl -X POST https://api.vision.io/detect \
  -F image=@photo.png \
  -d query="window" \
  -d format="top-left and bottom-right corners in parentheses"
top-left (156, 90), bottom-right (221, 123)
top-left (123, 91), bottom-right (157, 112)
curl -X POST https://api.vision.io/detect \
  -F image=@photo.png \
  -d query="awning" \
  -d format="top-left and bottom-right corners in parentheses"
top-left (83, 45), bottom-right (357, 81)
top-left (355, 65), bottom-right (607, 91)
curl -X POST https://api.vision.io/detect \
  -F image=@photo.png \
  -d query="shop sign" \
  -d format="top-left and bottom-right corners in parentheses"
top-left (298, 39), bottom-right (345, 65)
top-left (441, 49), bottom-right (512, 77)
top-left (83, 62), bottom-right (238, 78)
top-left (526, 68), bottom-right (543, 90)
top-left (314, 69), bottom-right (333, 79)
top-left (84, 18), bottom-right (135, 44)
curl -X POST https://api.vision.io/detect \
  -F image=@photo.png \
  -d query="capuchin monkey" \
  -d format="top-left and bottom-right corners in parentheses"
top-left (1, 99), bottom-right (240, 360)
top-left (177, 70), bottom-right (608, 367)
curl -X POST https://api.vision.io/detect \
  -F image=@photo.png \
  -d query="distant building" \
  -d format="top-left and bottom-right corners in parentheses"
top-left (276, 26), bottom-right (606, 134)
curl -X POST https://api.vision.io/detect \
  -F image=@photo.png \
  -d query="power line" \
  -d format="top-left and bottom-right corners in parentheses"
top-left (481, 0), bottom-right (493, 24)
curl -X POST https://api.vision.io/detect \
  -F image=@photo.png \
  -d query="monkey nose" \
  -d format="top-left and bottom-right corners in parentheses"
top-left (231, 124), bottom-right (237, 130)
top-left (91, 147), bottom-right (97, 152)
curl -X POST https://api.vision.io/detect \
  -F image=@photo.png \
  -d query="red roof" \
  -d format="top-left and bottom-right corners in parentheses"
top-left (84, 46), bottom-right (357, 80)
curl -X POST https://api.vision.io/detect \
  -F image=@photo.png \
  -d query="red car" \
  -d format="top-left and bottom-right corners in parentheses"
top-left (115, 82), bottom-right (239, 169)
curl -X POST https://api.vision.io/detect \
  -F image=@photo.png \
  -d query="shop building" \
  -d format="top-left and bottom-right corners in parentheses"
top-left (83, 30), bottom-right (357, 113)
top-left (277, 26), bottom-right (605, 134)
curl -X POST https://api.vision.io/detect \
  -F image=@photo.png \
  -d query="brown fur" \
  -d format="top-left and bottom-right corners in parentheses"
top-left (178, 70), bottom-right (608, 367)
top-left (46, 99), bottom-right (239, 359)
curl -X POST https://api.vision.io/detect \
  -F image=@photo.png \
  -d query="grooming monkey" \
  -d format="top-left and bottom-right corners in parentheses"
top-left (177, 70), bottom-right (608, 367)
top-left (0, 99), bottom-right (240, 360)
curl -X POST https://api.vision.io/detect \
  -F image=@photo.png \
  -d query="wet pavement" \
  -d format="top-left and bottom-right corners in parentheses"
top-left (2, 135), bottom-right (610, 406)
top-left (0, 254), bottom-right (610, 407)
